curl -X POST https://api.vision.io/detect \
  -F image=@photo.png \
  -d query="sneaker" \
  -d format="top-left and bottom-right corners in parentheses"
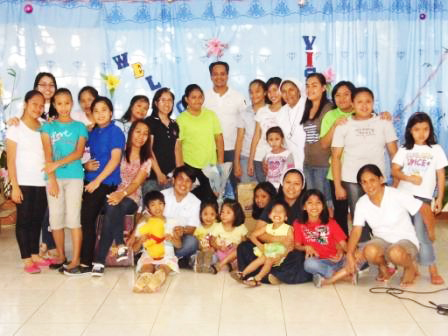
top-left (313, 274), bottom-right (323, 288)
top-left (116, 246), bottom-right (128, 263)
top-left (49, 258), bottom-right (67, 270)
top-left (91, 263), bottom-right (105, 277)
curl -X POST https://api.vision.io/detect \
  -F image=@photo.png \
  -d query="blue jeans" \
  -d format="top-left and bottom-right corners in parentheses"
top-left (304, 257), bottom-right (345, 278)
top-left (412, 197), bottom-right (435, 266)
top-left (254, 160), bottom-right (266, 183)
top-left (142, 178), bottom-right (172, 199)
top-left (174, 234), bottom-right (199, 258)
top-left (224, 150), bottom-right (236, 199)
top-left (95, 197), bottom-right (138, 265)
top-left (238, 156), bottom-right (257, 183)
top-left (304, 166), bottom-right (332, 207)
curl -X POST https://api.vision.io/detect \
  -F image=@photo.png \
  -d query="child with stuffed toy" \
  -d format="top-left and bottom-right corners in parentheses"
top-left (231, 200), bottom-right (293, 286)
top-left (130, 191), bottom-right (179, 293)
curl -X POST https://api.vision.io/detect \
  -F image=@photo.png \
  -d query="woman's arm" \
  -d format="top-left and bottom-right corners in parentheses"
top-left (233, 128), bottom-right (245, 178)
top-left (41, 133), bottom-right (59, 197)
top-left (215, 133), bottom-right (224, 164)
top-left (249, 225), bottom-right (267, 251)
top-left (320, 117), bottom-right (348, 149)
top-left (247, 122), bottom-right (262, 176)
top-left (44, 137), bottom-right (87, 174)
top-left (174, 139), bottom-right (183, 167)
top-left (85, 148), bottom-right (122, 193)
top-left (331, 147), bottom-right (346, 200)
top-left (6, 139), bottom-right (23, 204)
top-left (107, 163), bottom-right (150, 206)
top-left (391, 163), bottom-right (422, 186)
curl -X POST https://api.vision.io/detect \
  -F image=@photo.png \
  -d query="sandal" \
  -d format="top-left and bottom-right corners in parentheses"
top-left (230, 271), bottom-right (245, 283)
top-left (243, 277), bottom-right (261, 287)
top-left (430, 273), bottom-right (445, 285)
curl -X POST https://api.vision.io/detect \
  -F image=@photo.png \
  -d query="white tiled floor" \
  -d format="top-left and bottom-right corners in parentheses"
top-left (0, 223), bottom-right (447, 336)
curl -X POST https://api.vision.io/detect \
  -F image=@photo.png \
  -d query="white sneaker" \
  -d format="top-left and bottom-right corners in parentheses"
top-left (91, 263), bottom-right (104, 277)
top-left (116, 246), bottom-right (128, 263)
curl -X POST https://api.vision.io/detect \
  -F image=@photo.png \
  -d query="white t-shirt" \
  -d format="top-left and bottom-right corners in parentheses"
top-left (393, 144), bottom-right (448, 200)
top-left (161, 188), bottom-right (201, 228)
top-left (276, 103), bottom-right (306, 169)
top-left (253, 105), bottom-right (280, 161)
top-left (237, 105), bottom-right (256, 158)
top-left (204, 87), bottom-right (246, 151)
top-left (71, 110), bottom-right (92, 127)
top-left (6, 121), bottom-right (46, 186)
top-left (353, 187), bottom-right (421, 247)
top-left (332, 116), bottom-right (397, 183)
top-left (264, 149), bottom-right (295, 189)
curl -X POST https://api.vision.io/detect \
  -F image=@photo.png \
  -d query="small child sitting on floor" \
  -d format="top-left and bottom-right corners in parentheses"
top-left (131, 191), bottom-right (179, 293)
top-left (232, 200), bottom-right (293, 286)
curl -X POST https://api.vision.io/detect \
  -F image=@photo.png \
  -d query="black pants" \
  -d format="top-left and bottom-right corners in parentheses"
top-left (237, 241), bottom-right (312, 284)
top-left (329, 180), bottom-right (349, 236)
top-left (185, 163), bottom-right (217, 202)
top-left (80, 183), bottom-right (116, 266)
top-left (16, 186), bottom-right (47, 259)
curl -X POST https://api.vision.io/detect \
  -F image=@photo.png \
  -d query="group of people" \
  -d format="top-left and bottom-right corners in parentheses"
top-left (5, 60), bottom-right (446, 293)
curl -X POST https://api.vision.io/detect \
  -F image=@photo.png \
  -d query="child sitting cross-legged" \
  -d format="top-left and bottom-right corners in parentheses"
top-left (232, 200), bottom-right (293, 286)
top-left (130, 191), bottom-right (179, 293)
top-left (294, 189), bottom-right (355, 288)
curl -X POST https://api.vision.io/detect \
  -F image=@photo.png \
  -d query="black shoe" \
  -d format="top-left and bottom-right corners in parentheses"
top-left (64, 265), bottom-right (91, 276)
top-left (116, 246), bottom-right (128, 263)
top-left (49, 259), bottom-right (67, 270)
top-left (178, 257), bottom-right (192, 269)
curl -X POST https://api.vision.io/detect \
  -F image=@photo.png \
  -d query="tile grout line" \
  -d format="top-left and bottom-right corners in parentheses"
top-left (333, 284), bottom-right (358, 336)
top-left (278, 285), bottom-right (288, 336)
top-left (12, 271), bottom-right (68, 336)
top-left (147, 270), bottom-right (175, 336)
top-left (397, 289), bottom-right (429, 336)
top-left (217, 272), bottom-right (226, 336)
top-left (80, 270), bottom-right (123, 336)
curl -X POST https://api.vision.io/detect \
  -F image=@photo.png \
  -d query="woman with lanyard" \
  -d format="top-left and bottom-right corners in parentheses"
top-left (235, 168), bottom-right (312, 284)
top-left (275, 78), bottom-right (307, 170)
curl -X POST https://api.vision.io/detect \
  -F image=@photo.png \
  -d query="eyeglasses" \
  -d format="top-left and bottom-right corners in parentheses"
top-left (38, 83), bottom-right (55, 88)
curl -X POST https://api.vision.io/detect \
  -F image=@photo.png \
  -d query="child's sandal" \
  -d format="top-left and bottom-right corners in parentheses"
top-left (243, 277), bottom-right (261, 287)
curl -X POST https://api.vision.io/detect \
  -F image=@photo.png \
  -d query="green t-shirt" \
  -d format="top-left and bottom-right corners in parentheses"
top-left (177, 108), bottom-right (223, 169)
top-left (319, 107), bottom-right (353, 180)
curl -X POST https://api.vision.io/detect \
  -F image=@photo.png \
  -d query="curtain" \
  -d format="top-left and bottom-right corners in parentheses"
top-left (0, 0), bottom-right (447, 147)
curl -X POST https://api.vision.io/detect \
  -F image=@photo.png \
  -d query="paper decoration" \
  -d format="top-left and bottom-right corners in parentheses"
top-left (303, 35), bottom-right (316, 77)
top-left (101, 74), bottom-right (120, 98)
top-left (206, 37), bottom-right (228, 60)
top-left (24, 4), bottom-right (33, 14)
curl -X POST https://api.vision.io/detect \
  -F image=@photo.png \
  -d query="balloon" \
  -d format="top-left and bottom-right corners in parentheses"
top-left (24, 4), bottom-right (33, 14)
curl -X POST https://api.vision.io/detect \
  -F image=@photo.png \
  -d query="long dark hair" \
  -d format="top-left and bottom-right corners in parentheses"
top-left (51, 88), bottom-right (73, 117)
top-left (298, 189), bottom-right (330, 224)
top-left (404, 112), bottom-right (437, 149)
top-left (277, 168), bottom-right (306, 200)
top-left (33, 72), bottom-right (58, 118)
top-left (150, 87), bottom-right (175, 118)
top-left (265, 77), bottom-right (283, 105)
top-left (301, 73), bottom-right (329, 124)
top-left (121, 95), bottom-right (150, 122)
top-left (356, 164), bottom-right (383, 185)
top-left (252, 182), bottom-right (277, 219)
top-left (125, 120), bottom-right (152, 164)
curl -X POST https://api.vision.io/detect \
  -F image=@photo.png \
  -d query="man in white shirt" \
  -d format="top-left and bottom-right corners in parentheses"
top-left (204, 61), bottom-right (246, 197)
top-left (346, 164), bottom-right (435, 287)
top-left (161, 166), bottom-right (200, 267)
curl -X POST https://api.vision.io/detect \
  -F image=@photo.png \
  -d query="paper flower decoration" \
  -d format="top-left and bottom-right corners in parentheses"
top-left (101, 74), bottom-right (120, 98)
top-left (206, 38), bottom-right (228, 59)
top-left (322, 67), bottom-right (336, 95)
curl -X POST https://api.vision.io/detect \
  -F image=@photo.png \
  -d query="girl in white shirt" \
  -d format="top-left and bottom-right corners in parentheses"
top-left (6, 91), bottom-right (54, 273)
top-left (392, 112), bottom-right (447, 285)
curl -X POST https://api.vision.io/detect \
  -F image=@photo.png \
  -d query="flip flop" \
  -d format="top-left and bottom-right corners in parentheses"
top-left (243, 277), bottom-right (261, 287)
top-left (230, 271), bottom-right (245, 283)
